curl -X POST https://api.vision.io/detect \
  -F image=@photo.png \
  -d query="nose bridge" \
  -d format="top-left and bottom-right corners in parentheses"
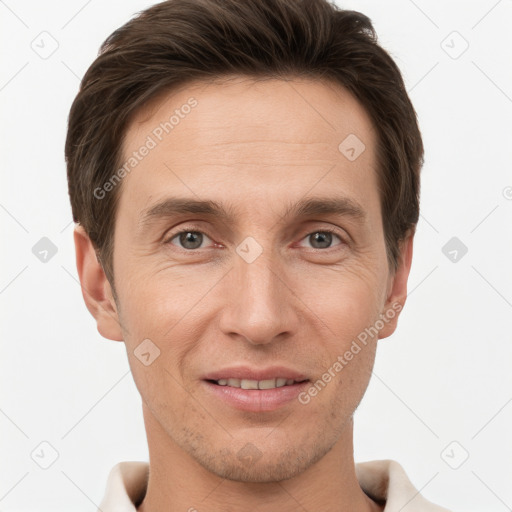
top-left (220, 242), bottom-right (294, 344)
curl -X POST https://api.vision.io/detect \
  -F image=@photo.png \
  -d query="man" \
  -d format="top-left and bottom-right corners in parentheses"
top-left (65, 0), bottom-right (450, 510)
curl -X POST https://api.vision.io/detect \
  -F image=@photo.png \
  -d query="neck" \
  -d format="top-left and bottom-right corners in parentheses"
top-left (137, 406), bottom-right (382, 512)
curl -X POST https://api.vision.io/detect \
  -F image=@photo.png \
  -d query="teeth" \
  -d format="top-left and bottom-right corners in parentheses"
top-left (214, 378), bottom-right (302, 389)
top-left (258, 379), bottom-right (276, 390)
top-left (241, 379), bottom-right (259, 390)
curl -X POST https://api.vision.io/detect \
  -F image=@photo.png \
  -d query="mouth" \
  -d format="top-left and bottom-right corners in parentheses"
top-left (201, 366), bottom-right (311, 412)
top-left (206, 377), bottom-right (308, 390)
top-left (202, 369), bottom-right (311, 412)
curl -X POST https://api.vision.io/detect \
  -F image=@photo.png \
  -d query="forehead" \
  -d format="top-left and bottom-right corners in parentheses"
top-left (118, 76), bottom-right (379, 221)
top-left (125, 75), bottom-right (376, 155)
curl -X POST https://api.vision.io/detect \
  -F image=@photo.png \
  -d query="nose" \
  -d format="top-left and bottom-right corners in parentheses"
top-left (218, 247), bottom-right (298, 346)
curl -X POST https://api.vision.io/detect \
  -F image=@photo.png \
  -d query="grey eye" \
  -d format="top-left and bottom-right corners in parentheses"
top-left (308, 232), bottom-right (334, 249)
top-left (175, 231), bottom-right (204, 249)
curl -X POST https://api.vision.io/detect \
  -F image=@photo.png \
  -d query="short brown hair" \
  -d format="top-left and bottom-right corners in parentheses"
top-left (65, 0), bottom-right (423, 288)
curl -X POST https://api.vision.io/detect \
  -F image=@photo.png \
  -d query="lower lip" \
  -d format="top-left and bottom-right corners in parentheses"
top-left (202, 380), bottom-right (310, 412)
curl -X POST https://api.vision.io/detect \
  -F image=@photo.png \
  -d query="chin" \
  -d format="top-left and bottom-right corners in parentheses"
top-left (186, 435), bottom-right (335, 484)
top-left (200, 454), bottom-right (312, 483)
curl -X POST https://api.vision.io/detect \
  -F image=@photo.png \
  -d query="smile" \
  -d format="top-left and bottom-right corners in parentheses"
top-left (211, 378), bottom-right (306, 389)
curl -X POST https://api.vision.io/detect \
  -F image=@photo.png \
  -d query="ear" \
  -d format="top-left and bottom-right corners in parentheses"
top-left (73, 225), bottom-right (123, 341)
top-left (378, 232), bottom-right (414, 340)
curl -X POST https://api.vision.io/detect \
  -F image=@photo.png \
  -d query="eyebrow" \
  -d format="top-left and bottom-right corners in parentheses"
top-left (138, 195), bottom-right (367, 230)
top-left (282, 196), bottom-right (367, 223)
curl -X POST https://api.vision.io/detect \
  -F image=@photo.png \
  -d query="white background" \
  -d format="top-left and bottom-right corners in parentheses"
top-left (1, 1), bottom-right (511, 511)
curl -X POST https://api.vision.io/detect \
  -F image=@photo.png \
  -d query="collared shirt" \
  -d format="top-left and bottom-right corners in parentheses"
top-left (97, 459), bottom-right (451, 511)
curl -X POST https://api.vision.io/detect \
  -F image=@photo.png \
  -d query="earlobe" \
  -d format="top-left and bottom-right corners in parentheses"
top-left (73, 225), bottom-right (124, 341)
top-left (378, 233), bottom-right (414, 340)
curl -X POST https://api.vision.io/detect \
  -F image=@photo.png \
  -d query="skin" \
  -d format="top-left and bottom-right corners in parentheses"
top-left (74, 76), bottom-right (414, 512)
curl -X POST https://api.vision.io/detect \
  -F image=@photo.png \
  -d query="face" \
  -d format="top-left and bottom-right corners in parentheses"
top-left (80, 76), bottom-right (411, 483)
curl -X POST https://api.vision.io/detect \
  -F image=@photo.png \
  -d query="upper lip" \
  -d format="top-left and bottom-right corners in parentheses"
top-left (203, 366), bottom-right (309, 382)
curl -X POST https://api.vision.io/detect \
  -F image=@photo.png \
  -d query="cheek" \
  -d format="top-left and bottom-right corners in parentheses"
top-left (116, 265), bottom-right (219, 396)
top-left (295, 260), bottom-right (385, 334)
top-left (117, 260), bottom-right (217, 336)
top-left (292, 263), bottom-right (385, 403)
top-left (330, 343), bottom-right (377, 420)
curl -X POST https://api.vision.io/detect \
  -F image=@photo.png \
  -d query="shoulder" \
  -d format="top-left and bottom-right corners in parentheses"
top-left (356, 459), bottom-right (452, 511)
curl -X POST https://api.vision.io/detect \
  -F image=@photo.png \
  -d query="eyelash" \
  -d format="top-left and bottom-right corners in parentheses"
top-left (164, 226), bottom-right (346, 250)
